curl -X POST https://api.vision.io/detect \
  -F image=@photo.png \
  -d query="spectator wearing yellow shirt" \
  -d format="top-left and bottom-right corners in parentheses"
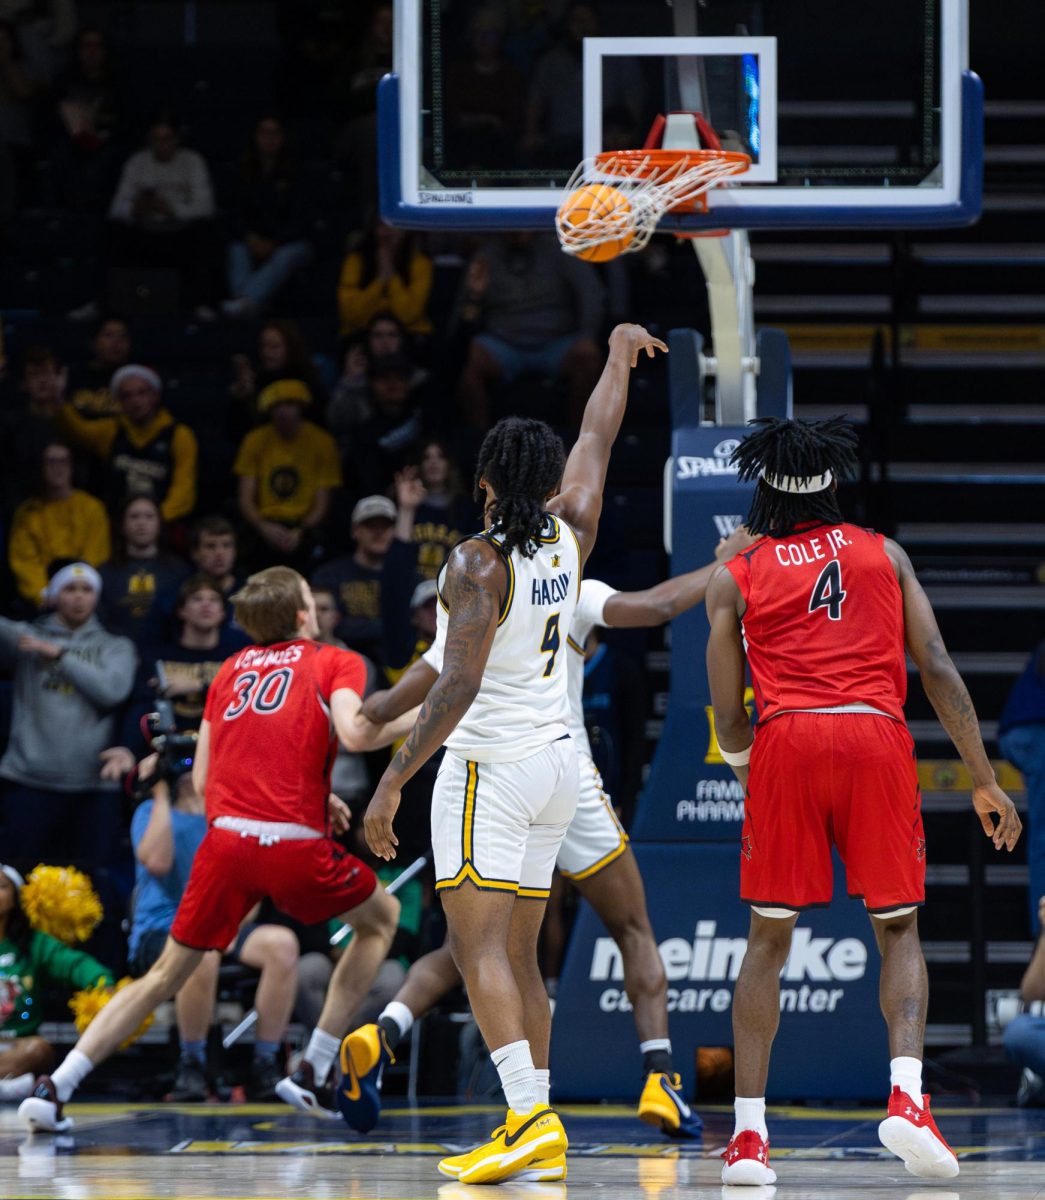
top-left (234, 379), bottom-right (342, 569)
top-left (337, 221), bottom-right (433, 344)
top-left (58, 364), bottom-right (198, 522)
top-left (8, 441), bottom-right (111, 607)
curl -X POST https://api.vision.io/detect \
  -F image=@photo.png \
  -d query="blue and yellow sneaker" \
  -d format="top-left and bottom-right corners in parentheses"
top-left (336, 1023), bottom-right (394, 1133)
top-left (638, 1072), bottom-right (703, 1138)
top-left (437, 1105), bottom-right (567, 1184)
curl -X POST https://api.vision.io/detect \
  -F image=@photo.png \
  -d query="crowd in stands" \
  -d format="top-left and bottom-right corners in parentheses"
top-left (0, 1), bottom-right (666, 1100)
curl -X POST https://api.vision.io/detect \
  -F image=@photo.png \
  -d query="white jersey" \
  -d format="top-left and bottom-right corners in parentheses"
top-left (565, 579), bottom-right (619, 758)
top-left (424, 514), bottom-right (582, 763)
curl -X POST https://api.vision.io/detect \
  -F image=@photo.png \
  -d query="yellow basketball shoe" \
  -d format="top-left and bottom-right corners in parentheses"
top-left (437, 1106), bottom-right (567, 1184)
top-left (638, 1072), bottom-right (704, 1138)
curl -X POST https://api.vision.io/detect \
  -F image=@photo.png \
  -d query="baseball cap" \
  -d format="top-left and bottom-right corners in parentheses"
top-left (410, 579), bottom-right (439, 609)
top-left (258, 378), bottom-right (313, 413)
top-left (351, 495), bottom-right (397, 526)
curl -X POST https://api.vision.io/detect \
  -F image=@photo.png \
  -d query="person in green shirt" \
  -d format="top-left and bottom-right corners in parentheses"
top-left (0, 865), bottom-right (114, 1102)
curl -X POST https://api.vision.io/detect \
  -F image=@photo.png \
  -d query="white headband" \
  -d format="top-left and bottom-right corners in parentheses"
top-left (45, 562), bottom-right (102, 603)
top-left (760, 470), bottom-right (834, 495)
top-left (1, 864), bottom-right (25, 891)
top-left (110, 364), bottom-right (162, 396)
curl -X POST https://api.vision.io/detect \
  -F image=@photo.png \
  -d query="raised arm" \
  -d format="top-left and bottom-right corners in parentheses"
top-left (705, 565), bottom-right (752, 789)
top-left (604, 528), bottom-right (756, 627)
top-left (547, 323), bottom-right (666, 563)
top-left (364, 539), bottom-right (503, 859)
top-left (887, 538), bottom-right (1021, 851)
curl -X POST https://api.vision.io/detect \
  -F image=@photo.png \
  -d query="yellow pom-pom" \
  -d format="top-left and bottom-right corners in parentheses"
top-left (21, 865), bottom-right (103, 944)
top-left (69, 978), bottom-right (154, 1050)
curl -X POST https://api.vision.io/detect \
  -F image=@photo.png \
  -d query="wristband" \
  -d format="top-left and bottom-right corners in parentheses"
top-left (720, 742), bottom-right (752, 767)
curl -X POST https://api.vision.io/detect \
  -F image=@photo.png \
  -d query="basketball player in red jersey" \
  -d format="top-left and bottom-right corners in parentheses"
top-left (706, 418), bottom-right (1022, 1186)
top-left (19, 567), bottom-right (419, 1133)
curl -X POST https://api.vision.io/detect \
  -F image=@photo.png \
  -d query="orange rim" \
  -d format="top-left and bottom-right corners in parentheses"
top-left (592, 148), bottom-right (749, 213)
top-left (594, 148), bottom-right (751, 176)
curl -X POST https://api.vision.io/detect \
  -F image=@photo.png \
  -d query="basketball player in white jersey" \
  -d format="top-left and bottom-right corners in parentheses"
top-left (356, 323), bottom-right (666, 1184)
top-left (337, 529), bottom-right (755, 1165)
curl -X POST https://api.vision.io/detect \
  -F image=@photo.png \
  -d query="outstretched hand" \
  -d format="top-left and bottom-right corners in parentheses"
top-left (609, 323), bottom-right (669, 368)
top-left (364, 782), bottom-right (401, 861)
top-left (972, 782), bottom-right (1022, 851)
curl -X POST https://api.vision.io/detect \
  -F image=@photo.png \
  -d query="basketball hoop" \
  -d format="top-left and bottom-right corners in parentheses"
top-left (557, 148), bottom-right (750, 259)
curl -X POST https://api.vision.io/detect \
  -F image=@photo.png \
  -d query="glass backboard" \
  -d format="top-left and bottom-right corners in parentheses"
top-left (381, 0), bottom-right (981, 231)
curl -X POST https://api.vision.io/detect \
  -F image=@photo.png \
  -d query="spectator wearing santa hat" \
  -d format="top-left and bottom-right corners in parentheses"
top-left (57, 363), bottom-right (199, 521)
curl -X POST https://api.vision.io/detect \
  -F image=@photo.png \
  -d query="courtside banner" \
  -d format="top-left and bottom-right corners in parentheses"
top-left (551, 843), bottom-right (887, 1100)
top-left (632, 423), bottom-right (755, 842)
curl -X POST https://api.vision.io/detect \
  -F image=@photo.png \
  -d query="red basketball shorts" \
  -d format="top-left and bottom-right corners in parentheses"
top-left (740, 711), bottom-right (925, 913)
top-left (171, 826), bottom-right (377, 952)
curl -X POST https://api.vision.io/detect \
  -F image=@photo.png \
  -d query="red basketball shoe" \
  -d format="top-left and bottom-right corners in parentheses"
top-left (721, 1128), bottom-right (776, 1185)
top-left (878, 1086), bottom-right (959, 1179)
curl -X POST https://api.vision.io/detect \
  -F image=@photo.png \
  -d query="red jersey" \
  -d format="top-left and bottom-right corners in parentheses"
top-left (725, 522), bottom-right (907, 723)
top-left (201, 639), bottom-right (367, 829)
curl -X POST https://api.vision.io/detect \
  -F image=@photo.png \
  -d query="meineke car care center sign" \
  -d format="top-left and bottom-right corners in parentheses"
top-left (551, 843), bottom-right (887, 1100)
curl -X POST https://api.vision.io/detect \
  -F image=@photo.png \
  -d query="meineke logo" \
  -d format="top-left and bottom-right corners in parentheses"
top-left (590, 920), bottom-right (867, 1016)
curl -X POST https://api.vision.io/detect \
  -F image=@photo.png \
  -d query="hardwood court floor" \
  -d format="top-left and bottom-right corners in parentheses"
top-left (1, 1099), bottom-right (1044, 1198)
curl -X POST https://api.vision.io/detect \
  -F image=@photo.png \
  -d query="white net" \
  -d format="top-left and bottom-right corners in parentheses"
top-left (556, 151), bottom-right (749, 257)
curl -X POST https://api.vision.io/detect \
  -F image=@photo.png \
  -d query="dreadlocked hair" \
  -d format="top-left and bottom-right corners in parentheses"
top-left (474, 417), bottom-right (566, 558)
top-left (732, 416), bottom-right (860, 537)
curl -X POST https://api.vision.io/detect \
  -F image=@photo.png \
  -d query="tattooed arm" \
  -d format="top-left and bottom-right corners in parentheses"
top-left (888, 538), bottom-right (1021, 851)
top-left (364, 540), bottom-right (503, 859)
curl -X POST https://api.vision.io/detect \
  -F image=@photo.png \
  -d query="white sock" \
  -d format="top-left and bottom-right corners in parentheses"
top-left (639, 1038), bottom-right (672, 1054)
top-left (0, 1072), bottom-right (35, 1101)
top-left (734, 1096), bottom-right (768, 1140)
top-left (380, 1000), bottom-right (414, 1041)
top-left (51, 1049), bottom-right (94, 1103)
top-left (890, 1056), bottom-right (923, 1102)
top-left (491, 1039), bottom-right (538, 1113)
top-left (535, 1068), bottom-right (551, 1107)
top-left (303, 1029), bottom-right (342, 1086)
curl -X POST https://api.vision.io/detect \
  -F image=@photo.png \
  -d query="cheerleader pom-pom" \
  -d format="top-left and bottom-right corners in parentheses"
top-left (21, 865), bottom-right (103, 944)
top-left (69, 978), bottom-right (154, 1050)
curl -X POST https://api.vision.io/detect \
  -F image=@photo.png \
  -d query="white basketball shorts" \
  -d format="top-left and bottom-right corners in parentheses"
top-left (432, 738), bottom-right (578, 900)
top-left (557, 752), bottom-right (629, 880)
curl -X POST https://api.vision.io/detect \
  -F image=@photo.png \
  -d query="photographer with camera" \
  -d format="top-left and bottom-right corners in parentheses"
top-left (20, 566), bottom-right (420, 1133)
top-left (128, 753), bottom-right (299, 1102)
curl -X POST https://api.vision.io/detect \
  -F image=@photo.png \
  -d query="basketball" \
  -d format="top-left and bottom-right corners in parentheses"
top-left (557, 183), bottom-right (635, 262)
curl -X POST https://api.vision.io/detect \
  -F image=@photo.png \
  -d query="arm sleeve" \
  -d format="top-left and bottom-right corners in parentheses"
top-left (160, 423), bottom-right (198, 522)
top-left (576, 579), bottom-right (618, 630)
top-left (58, 407), bottom-right (117, 459)
top-left (385, 253), bottom-right (433, 331)
top-left (381, 537), bottom-right (421, 671)
top-left (58, 635), bottom-right (138, 708)
top-left (7, 507), bottom-right (47, 604)
top-left (33, 931), bottom-right (115, 992)
top-left (422, 621), bottom-right (445, 673)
